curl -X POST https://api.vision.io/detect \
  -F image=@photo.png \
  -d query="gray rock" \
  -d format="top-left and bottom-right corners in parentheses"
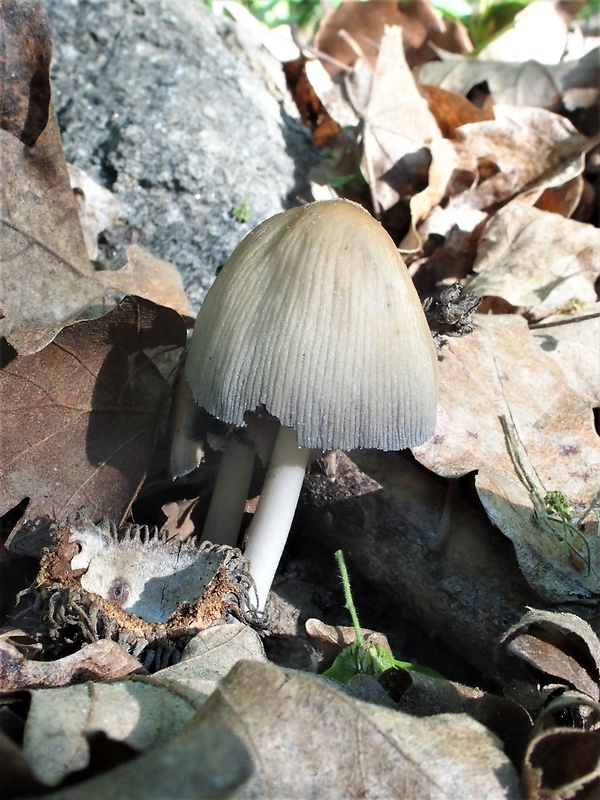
top-left (43, 0), bottom-right (319, 310)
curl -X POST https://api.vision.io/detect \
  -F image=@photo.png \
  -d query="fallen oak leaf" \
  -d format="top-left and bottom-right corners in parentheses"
top-left (412, 314), bottom-right (600, 602)
top-left (531, 305), bottom-right (600, 405)
top-left (0, 116), bottom-right (107, 347)
top-left (32, 659), bottom-right (520, 800)
top-left (97, 245), bottom-right (193, 320)
top-left (453, 106), bottom-right (589, 207)
top-left (346, 25), bottom-right (442, 213)
top-left (467, 203), bottom-right (600, 320)
top-left (0, 296), bottom-right (186, 556)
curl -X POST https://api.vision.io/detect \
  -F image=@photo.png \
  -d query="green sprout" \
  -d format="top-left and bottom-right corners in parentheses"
top-left (539, 490), bottom-right (592, 574)
top-left (323, 550), bottom-right (439, 685)
top-left (499, 414), bottom-right (593, 575)
top-left (231, 199), bottom-right (251, 224)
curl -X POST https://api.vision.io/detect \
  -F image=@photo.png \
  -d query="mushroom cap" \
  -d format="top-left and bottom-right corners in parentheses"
top-left (186, 199), bottom-right (437, 451)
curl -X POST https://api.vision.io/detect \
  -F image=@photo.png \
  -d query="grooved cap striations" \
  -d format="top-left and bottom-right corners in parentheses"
top-left (186, 199), bottom-right (438, 451)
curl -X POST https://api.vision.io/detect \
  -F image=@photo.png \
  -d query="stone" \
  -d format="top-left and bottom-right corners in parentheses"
top-left (43, 0), bottom-right (319, 310)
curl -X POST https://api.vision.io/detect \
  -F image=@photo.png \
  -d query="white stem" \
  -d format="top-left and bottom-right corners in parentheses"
top-left (202, 438), bottom-right (255, 546)
top-left (243, 425), bottom-right (310, 610)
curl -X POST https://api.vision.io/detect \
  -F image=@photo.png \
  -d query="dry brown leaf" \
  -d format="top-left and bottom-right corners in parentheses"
top-left (0, 2), bottom-right (112, 346)
top-left (419, 83), bottom-right (494, 139)
top-left (2, 625), bottom-right (264, 797)
top-left (536, 174), bottom-right (584, 217)
top-left (413, 314), bottom-right (600, 601)
top-left (0, 638), bottom-right (142, 691)
top-left (467, 203), bottom-right (600, 319)
top-left (501, 608), bottom-right (600, 702)
top-left (0, 297), bottom-right (186, 556)
top-left (419, 47), bottom-right (600, 112)
top-left (0, 116), bottom-right (109, 346)
top-left (314, 0), bottom-right (471, 74)
top-left (68, 164), bottom-right (124, 261)
top-left (346, 25), bottom-right (442, 213)
top-left (98, 245), bottom-right (193, 319)
top-left (523, 722), bottom-right (600, 799)
top-left (283, 57), bottom-right (342, 148)
top-left (401, 136), bottom-right (461, 251)
top-left (453, 106), bottom-right (588, 204)
top-left (0, 0), bottom-right (52, 146)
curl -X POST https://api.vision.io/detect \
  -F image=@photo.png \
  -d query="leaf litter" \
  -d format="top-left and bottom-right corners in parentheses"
top-left (1, 0), bottom-right (600, 797)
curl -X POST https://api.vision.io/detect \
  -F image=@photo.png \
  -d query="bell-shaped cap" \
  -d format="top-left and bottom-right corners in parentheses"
top-left (186, 199), bottom-right (437, 451)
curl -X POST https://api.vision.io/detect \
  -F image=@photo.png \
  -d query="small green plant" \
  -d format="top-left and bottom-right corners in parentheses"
top-left (323, 550), bottom-right (439, 685)
top-left (231, 199), bottom-right (251, 223)
top-left (499, 414), bottom-right (594, 575)
top-left (539, 490), bottom-right (592, 574)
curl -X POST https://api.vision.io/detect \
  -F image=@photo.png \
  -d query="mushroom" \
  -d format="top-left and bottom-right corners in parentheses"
top-left (178, 199), bottom-right (438, 609)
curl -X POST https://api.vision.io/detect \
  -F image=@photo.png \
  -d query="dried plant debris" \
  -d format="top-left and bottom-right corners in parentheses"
top-left (423, 283), bottom-right (482, 339)
top-left (29, 516), bottom-right (257, 670)
top-left (0, 637), bottom-right (143, 691)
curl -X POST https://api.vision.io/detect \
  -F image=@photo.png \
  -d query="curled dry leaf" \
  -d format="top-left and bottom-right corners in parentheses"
top-left (0, 112), bottom-right (106, 346)
top-left (468, 203), bottom-right (600, 319)
top-left (283, 57), bottom-right (342, 148)
top-left (0, 296), bottom-right (186, 555)
top-left (522, 696), bottom-right (600, 800)
top-left (500, 608), bottom-right (600, 702)
top-left (379, 666), bottom-right (532, 764)
top-left (29, 516), bottom-right (256, 670)
top-left (0, 0), bottom-right (108, 347)
top-left (418, 84), bottom-right (494, 140)
top-left (0, 638), bottom-right (142, 691)
top-left (413, 314), bottom-right (600, 602)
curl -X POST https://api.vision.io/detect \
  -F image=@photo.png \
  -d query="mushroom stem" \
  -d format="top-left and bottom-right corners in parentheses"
top-left (168, 368), bottom-right (205, 479)
top-left (202, 438), bottom-right (255, 546)
top-left (243, 425), bottom-right (311, 610)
